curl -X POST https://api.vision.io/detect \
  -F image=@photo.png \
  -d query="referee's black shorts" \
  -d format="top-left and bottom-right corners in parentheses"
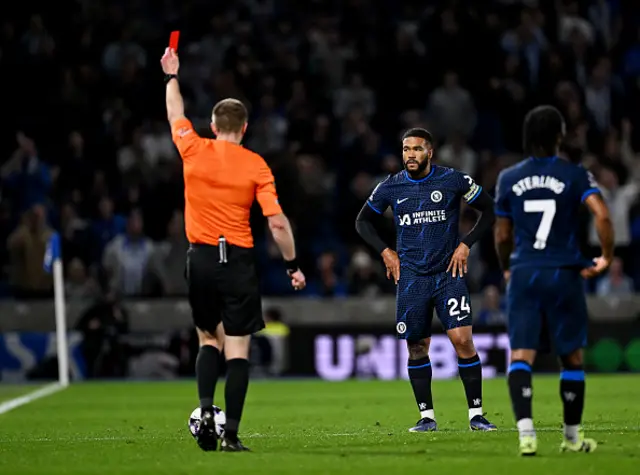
top-left (185, 242), bottom-right (264, 336)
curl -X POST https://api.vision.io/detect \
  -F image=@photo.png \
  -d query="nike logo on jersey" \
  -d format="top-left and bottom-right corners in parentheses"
top-left (397, 198), bottom-right (409, 204)
top-left (457, 315), bottom-right (469, 321)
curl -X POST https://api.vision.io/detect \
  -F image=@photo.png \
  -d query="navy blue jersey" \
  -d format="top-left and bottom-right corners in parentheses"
top-left (495, 156), bottom-right (600, 269)
top-left (367, 166), bottom-right (482, 274)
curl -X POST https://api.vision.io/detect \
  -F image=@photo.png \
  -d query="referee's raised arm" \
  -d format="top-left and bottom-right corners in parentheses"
top-left (160, 46), bottom-right (305, 452)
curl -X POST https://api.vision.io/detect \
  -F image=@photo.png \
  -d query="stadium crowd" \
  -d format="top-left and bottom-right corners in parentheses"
top-left (1, 0), bottom-right (639, 308)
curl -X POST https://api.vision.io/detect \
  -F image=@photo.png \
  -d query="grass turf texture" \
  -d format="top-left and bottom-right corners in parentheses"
top-left (0, 384), bottom-right (45, 403)
top-left (0, 376), bottom-right (638, 475)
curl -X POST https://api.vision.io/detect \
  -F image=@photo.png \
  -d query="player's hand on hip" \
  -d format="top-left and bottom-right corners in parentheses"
top-left (160, 47), bottom-right (180, 75)
top-left (581, 256), bottom-right (612, 279)
top-left (288, 269), bottom-right (306, 291)
top-left (381, 248), bottom-right (400, 284)
top-left (447, 243), bottom-right (470, 278)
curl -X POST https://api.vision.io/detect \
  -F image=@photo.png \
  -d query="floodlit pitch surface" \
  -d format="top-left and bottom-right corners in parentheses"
top-left (0, 376), bottom-right (638, 474)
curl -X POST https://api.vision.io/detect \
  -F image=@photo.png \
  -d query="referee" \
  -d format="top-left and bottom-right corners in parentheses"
top-left (161, 47), bottom-right (306, 452)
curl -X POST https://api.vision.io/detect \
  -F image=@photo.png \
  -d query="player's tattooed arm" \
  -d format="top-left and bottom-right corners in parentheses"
top-left (494, 217), bottom-right (514, 272)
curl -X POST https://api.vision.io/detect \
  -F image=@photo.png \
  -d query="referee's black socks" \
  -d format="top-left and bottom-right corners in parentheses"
top-left (458, 354), bottom-right (483, 419)
top-left (196, 345), bottom-right (220, 410)
top-left (224, 358), bottom-right (250, 441)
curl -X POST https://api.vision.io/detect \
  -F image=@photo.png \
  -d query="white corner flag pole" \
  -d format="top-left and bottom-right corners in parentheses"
top-left (44, 233), bottom-right (70, 387)
top-left (53, 258), bottom-right (69, 387)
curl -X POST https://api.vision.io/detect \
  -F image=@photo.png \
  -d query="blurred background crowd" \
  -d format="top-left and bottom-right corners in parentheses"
top-left (1, 0), bottom-right (639, 316)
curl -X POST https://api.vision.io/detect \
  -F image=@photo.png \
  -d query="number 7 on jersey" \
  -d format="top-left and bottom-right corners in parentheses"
top-left (524, 199), bottom-right (556, 250)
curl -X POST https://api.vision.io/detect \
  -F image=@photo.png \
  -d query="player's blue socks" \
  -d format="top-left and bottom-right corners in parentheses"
top-left (560, 366), bottom-right (586, 443)
top-left (408, 356), bottom-right (434, 419)
top-left (507, 360), bottom-right (534, 437)
top-left (196, 345), bottom-right (220, 409)
top-left (458, 355), bottom-right (483, 419)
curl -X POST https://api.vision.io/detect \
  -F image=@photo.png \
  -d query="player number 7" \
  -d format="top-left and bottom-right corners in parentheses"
top-left (523, 199), bottom-right (556, 250)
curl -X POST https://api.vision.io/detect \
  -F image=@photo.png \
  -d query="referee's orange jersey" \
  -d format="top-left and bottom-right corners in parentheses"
top-left (171, 118), bottom-right (283, 248)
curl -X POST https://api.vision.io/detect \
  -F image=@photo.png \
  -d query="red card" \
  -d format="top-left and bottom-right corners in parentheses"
top-left (169, 31), bottom-right (180, 51)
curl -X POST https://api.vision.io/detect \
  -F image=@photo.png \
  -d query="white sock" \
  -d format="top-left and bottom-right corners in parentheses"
top-left (564, 424), bottom-right (579, 443)
top-left (420, 409), bottom-right (435, 420)
top-left (469, 407), bottom-right (483, 420)
top-left (517, 418), bottom-right (536, 438)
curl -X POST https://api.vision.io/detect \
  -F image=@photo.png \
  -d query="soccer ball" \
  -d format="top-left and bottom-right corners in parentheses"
top-left (188, 406), bottom-right (226, 438)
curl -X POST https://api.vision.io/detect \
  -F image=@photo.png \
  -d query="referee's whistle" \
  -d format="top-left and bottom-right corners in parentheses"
top-left (218, 236), bottom-right (228, 264)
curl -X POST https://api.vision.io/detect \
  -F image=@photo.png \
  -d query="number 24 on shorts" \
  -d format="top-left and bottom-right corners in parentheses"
top-left (447, 296), bottom-right (471, 320)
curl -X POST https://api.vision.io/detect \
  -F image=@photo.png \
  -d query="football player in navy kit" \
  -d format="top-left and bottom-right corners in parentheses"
top-left (494, 105), bottom-right (614, 456)
top-left (356, 128), bottom-right (497, 432)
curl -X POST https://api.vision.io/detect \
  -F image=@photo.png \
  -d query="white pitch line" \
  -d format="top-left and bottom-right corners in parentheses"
top-left (0, 426), bottom-right (637, 444)
top-left (0, 383), bottom-right (67, 416)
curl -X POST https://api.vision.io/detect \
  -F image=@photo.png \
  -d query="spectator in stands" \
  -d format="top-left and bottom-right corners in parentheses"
top-left (307, 251), bottom-right (348, 298)
top-left (437, 133), bottom-right (478, 176)
top-left (333, 73), bottom-right (376, 120)
top-left (1, 1), bottom-right (639, 300)
top-left (149, 210), bottom-right (188, 296)
top-left (588, 166), bottom-right (638, 267)
top-left (253, 307), bottom-right (291, 376)
top-left (596, 257), bottom-right (635, 297)
top-left (427, 71), bottom-right (477, 141)
top-left (59, 202), bottom-right (90, 266)
top-left (91, 197), bottom-right (126, 262)
top-left (7, 204), bottom-right (53, 299)
top-left (245, 94), bottom-right (289, 154)
top-left (347, 248), bottom-right (388, 297)
top-left (1, 133), bottom-right (51, 213)
top-left (584, 57), bottom-right (625, 134)
top-left (65, 257), bottom-right (100, 302)
top-left (75, 294), bottom-right (129, 378)
top-left (56, 131), bottom-right (95, 204)
top-left (102, 209), bottom-right (154, 297)
top-left (102, 27), bottom-right (146, 77)
top-left (476, 285), bottom-right (507, 326)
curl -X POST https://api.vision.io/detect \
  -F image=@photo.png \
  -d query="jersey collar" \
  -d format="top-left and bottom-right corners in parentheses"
top-left (530, 155), bottom-right (558, 161)
top-left (404, 165), bottom-right (436, 183)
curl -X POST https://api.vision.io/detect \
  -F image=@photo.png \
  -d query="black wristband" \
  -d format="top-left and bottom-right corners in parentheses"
top-left (164, 74), bottom-right (178, 84)
top-left (285, 258), bottom-right (299, 273)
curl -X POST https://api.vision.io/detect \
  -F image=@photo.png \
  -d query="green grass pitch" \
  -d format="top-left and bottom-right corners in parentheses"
top-left (0, 376), bottom-right (638, 475)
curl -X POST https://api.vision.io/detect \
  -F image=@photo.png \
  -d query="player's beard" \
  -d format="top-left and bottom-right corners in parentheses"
top-left (404, 158), bottom-right (430, 178)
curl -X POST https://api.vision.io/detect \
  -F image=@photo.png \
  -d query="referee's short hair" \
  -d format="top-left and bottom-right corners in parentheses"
top-left (523, 105), bottom-right (566, 157)
top-left (402, 128), bottom-right (434, 146)
top-left (212, 98), bottom-right (248, 134)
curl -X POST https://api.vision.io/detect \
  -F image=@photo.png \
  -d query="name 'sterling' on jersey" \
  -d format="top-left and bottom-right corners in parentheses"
top-left (511, 175), bottom-right (566, 196)
top-left (495, 157), bottom-right (601, 270)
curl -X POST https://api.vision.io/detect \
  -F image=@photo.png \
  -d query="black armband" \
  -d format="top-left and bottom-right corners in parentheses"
top-left (164, 74), bottom-right (178, 85)
top-left (285, 258), bottom-right (299, 274)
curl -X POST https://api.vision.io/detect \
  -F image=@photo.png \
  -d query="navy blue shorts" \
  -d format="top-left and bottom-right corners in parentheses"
top-left (507, 267), bottom-right (588, 356)
top-left (395, 269), bottom-right (473, 340)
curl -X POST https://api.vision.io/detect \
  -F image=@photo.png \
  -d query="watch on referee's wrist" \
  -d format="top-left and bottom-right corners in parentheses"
top-left (164, 73), bottom-right (178, 84)
top-left (285, 258), bottom-right (299, 275)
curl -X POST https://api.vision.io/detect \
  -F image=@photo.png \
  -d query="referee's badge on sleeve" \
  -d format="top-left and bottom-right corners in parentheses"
top-left (177, 127), bottom-right (192, 138)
